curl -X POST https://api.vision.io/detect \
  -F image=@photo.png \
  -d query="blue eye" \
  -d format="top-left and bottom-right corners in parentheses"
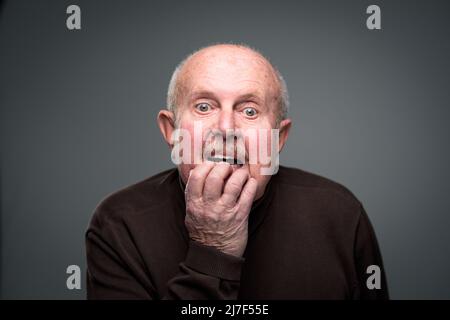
top-left (243, 107), bottom-right (257, 117)
top-left (195, 103), bottom-right (211, 113)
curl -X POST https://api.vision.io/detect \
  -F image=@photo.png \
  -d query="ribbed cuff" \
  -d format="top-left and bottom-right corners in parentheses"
top-left (184, 240), bottom-right (245, 281)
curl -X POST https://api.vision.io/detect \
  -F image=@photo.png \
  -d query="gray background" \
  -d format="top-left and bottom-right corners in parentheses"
top-left (1, 0), bottom-right (449, 299)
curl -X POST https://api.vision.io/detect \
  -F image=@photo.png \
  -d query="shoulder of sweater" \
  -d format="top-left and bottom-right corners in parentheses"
top-left (89, 168), bottom-right (179, 227)
top-left (276, 165), bottom-right (363, 209)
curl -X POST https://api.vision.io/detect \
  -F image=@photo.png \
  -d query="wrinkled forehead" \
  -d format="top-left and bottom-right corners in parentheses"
top-left (178, 48), bottom-right (279, 102)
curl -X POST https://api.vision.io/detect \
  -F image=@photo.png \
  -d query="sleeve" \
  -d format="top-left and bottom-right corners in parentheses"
top-left (85, 211), bottom-right (244, 300)
top-left (163, 240), bottom-right (243, 299)
top-left (352, 204), bottom-right (389, 300)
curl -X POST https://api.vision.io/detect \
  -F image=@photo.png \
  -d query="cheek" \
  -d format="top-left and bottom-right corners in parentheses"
top-left (244, 127), bottom-right (275, 163)
top-left (176, 120), bottom-right (210, 183)
top-left (260, 128), bottom-right (276, 156)
top-left (180, 119), bottom-right (212, 144)
top-left (177, 121), bottom-right (204, 164)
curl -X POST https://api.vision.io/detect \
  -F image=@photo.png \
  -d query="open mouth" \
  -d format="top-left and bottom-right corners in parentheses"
top-left (206, 155), bottom-right (244, 166)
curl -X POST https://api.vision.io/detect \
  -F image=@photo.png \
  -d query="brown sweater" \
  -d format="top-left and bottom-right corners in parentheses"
top-left (86, 166), bottom-right (388, 299)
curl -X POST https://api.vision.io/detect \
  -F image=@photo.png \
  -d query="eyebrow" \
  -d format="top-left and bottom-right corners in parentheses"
top-left (190, 91), bottom-right (264, 104)
top-left (190, 91), bottom-right (218, 101)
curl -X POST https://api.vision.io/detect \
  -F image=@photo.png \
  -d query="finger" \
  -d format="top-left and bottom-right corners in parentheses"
top-left (221, 168), bottom-right (249, 205)
top-left (185, 161), bottom-right (215, 198)
top-left (203, 162), bottom-right (233, 201)
top-left (236, 177), bottom-right (258, 220)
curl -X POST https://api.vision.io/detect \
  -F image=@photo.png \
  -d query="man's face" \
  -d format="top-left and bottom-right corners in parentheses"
top-left (161, 46), bottom-right (291, 200)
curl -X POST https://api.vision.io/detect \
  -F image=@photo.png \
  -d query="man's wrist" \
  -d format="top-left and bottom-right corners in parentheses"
top-left (184, 240), bottom-right (245, 281)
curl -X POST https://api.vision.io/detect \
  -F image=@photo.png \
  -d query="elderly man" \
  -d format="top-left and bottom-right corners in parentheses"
top-left (86, 44), bottom-right (388, 299)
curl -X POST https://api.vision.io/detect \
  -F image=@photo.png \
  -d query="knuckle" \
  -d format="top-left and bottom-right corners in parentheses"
top-left (217, 162), bottom-right (230, 169)
top-left (190, 171), bottom-right (202, 181)
top-left (186, 198), bottom-right (202, 212)
top-left (226, 206), bottom-right (239, 217)
top-left (241, 188), bottom-right (252, 198)
top-left (206, 174), bottom-right (222, 185)
top-left (228, 180), bottom-right (242, 192)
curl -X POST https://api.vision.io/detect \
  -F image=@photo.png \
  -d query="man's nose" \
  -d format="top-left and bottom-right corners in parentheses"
top-left (217, 109), bottom-right (235, 133)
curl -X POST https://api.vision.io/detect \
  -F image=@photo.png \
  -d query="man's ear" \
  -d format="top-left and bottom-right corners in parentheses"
top-left (278, 118), bottom-right (292, 153)
top-left (157, 110), bottom-right (176, 147)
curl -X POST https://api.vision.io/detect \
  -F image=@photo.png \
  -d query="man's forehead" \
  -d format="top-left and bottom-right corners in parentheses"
top-left (193, 50), bottom-right (269, 73)
top-left (186, 45), bottom-right (268, 68)
top-left (179, 47), bottom-right (278, 98)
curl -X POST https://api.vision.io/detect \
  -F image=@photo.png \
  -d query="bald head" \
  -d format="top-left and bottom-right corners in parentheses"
top-left (167, 44), bottom-right (289, 126)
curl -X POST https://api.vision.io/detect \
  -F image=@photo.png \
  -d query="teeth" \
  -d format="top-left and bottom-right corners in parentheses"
top-left (207, 155), bottom-right (244, 165)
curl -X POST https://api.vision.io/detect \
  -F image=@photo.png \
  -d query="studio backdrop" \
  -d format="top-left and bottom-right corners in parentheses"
top-left (1, 0), bottom-right (449, 299)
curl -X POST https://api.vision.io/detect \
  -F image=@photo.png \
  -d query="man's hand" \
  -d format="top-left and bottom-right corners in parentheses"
top-left (184, 161), bottom-right (258, 257)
